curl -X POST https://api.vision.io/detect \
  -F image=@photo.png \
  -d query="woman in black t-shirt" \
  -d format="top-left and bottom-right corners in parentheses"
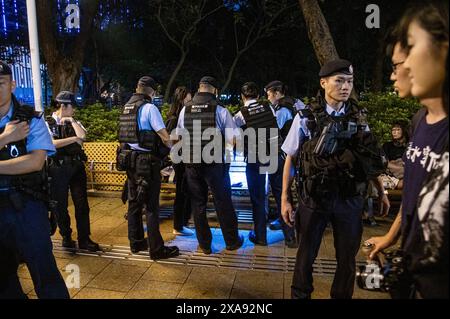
top-left (366, 1), bottom-right (449, 299)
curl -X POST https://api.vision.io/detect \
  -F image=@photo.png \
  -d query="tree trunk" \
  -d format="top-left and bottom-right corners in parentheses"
top-left (298, 0), bottom-right (339, 66)
top-left (36, 0), bottom-right (99, 98)
top-left (371, 31), bottom-right (385, 92)
top-left (221, 52), bottom-right (242, 94)
top-left (164, 51), bottom-right (188, 102)
top-left (47, 59), bottom-right (81, 96)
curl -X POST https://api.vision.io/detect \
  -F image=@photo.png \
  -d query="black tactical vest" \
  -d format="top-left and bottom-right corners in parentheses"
top-left (183, 92), bottom-right (221, 165)
top-left (275, 96), bottom-right (296, 140)
top-left (46, 116), bottom-right (83, 157)
top-left (118, 93), bottom-right (160, 153)
top-left (297, 95), bottom-right (384, 201)
top-left (240, 101), bottom-right (281, 163)
top-left (0, 95), bottom-right (45, 193)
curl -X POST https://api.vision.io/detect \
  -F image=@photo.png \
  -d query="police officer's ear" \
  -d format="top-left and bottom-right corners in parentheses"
top-left (10, 79), bottom-right (16, 92)
top-left (320, 78), bottom-right (328, 90)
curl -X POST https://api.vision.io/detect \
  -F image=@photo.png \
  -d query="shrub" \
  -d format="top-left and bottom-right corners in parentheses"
top-left (359, 91), bottom-right (422, 144)
top-left (75, 103), bottom-right (121, 142)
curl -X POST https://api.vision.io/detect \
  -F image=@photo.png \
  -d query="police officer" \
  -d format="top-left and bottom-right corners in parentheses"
top-left (47, 91), bottom-right (100, 252)
top-left (176, 76), bottom-right (243, 254)
top-left (281, 59), bottom-right (390, 299)
top-left (0, 60), bottom-right (69, 298)
top-left (264, 81), bottom-right (298, 235)
top-left (264, 80), bottom-right (296, 140)
top-left (118, 76), bottom-right (179, 260)
top-left (234, 82), bottom-right (296, 247)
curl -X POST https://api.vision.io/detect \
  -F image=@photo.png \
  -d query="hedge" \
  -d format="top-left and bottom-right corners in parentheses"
top-left (74, 92), bottom-right (422, 144)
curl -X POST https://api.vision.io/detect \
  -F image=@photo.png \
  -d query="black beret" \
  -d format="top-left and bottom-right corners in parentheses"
top-left (264, 80), bottom-right (284, 92)
top-left (319, 59), bottom-right (354, 78)
top-left (199, 76), bottom-right (220, 89)
top-left (55, 91), bottom-right (77, 105)
top-left (138, 76), bottom-right (158, 90)
top-left (0, 60), bottom-right (12, 76)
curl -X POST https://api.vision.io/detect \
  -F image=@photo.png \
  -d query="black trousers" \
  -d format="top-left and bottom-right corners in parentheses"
top-left (291, 194), bottom-right (364, 299)
top-left (246, 157), bottom-right (295, 242)
top-left (173, 163), bottom-right (191, 231)
top-left (49, 159), bottom-right (91, 240)
top-left (0, 198), bottom-right (69, 299)
top-left (126, 160), bottom-right (164, 254)
top-left (185, 164), bottom-right (240, 249)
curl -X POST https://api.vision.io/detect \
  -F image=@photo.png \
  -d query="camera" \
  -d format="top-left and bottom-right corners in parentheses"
top-left (356, 248), bottom-right (407, 293)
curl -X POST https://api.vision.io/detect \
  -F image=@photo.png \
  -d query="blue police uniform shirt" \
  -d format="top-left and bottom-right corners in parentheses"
top-left (274, 105), bottom-right (293, 129)
top-left (233, 99), bottom-right (276, 128)
top-left (0, 101), bottom-right (56, 156)
top-left (129, 102), bottom-right (166, 151)
top-left (281, 103), bottom-right (369, 157)
top-left (177, 104), bottom-right (237, 146)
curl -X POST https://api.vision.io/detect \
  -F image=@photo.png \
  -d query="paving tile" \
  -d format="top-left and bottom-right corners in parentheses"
top-left (87, 263), bottom-right (148, 292)
top-left (73, 287), bottom-right (126, 299)
top-left (91, 215), bottom-right (125, 229)
top-left (177, 267), bottom-right (236, 299)
top-left (60, 271), bottom-right (96, 298)
top-left (125, 280), bottom-right (183, 299)
top-left (233, 270), bottom-right (284, 293)
top-left (230, 288), bottom-right (283, 299)
top-left (18, 278), bottom-right (34, 295)
top-left (68, 255), bottom-right (112, 275)
top-left (141, 263), bottom-right (192, 284)
top-left (100, 235), bottom-right (130, 246)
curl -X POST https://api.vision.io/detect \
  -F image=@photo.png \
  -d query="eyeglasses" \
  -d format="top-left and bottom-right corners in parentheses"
top-left (391, 61), bottom-right (405, 74)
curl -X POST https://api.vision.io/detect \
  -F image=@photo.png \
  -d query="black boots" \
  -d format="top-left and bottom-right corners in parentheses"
top-left (78, 237), bottom-right (101, 252)
top-left (62, 236), bottom-right (76, 249)
top-left (150, 246), bottom-right (180, 260)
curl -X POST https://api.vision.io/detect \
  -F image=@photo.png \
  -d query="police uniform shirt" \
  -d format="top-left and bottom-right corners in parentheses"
top-left (281, 103), bottom-right (369, 157)
top-left (176, 105), bottom-right (238, 147)
top-left (129, 102), bottom-right (166, 152)
top-left (233, 99), bottom-right (276, 128)
top-left (0, 101), bottom-right (56, 156)
top-left (274, 105), bottom-right (293, 129)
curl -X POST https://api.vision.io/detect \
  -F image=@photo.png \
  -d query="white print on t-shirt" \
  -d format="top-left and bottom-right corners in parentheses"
top-left (416, 151), bottom-right (448, 261)
top-left (406, 142), bottom-right (443, 172)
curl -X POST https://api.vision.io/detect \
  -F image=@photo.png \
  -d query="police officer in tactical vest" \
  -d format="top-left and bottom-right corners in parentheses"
top-left (175, 76), bottom-right (243, 254)
top-left (264, 80), bottom-right (297, 231)
top-left (264, 80), bottom-right (296, 140)
top-left (118, 76), bottom-right (179, 260)
top-left (234, 82), bottom-right (296, 247)
top-left (47, 91), bottom-right (100, 252)
top-left (281, 59), bottom-right (390, 299)
top-left (0, 60), bottom-right (69, 298)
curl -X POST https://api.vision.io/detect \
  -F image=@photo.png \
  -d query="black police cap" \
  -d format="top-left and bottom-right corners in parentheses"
top-left (0, 60), bottom-right (12, 76)
top-left (264, 80), bottom-right (284, 92)
top-left (318, 59), bottom-right (354, 78)
top-left (138, 76), bottom-right (158, 90)
top-left (55, 91), bottom-right (77, 105)
top-left (199, 76), bottom-right (220, 89)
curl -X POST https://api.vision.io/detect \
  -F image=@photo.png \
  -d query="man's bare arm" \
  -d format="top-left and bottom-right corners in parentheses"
top-left (0, 149), bottom-right (47, 175)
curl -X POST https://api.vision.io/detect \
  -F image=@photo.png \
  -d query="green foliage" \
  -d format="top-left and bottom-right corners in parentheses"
top-left (226, 104), bottom-right (241, 115)
top-left (72, 92), bottom-right (420, 144)
top-left (75, 104), bottom-right (121, 142)
top-left (359, 91), bottom-right (422, 144)
top-left (160, 103), bottom-right (171, 122)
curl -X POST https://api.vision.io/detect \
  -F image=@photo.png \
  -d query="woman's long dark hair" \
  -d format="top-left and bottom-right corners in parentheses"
top-left (168, 86), bottom-right (190, 119)
top-left (400, 1), bottom-right (449, 114)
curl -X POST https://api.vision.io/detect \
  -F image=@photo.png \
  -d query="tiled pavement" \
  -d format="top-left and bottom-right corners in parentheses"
top-left (19, 196), bottom-right (392, 299)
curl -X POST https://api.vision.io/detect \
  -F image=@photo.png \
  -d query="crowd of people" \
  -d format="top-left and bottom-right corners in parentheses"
top-left (0, 1), bottom-right (448, 299)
